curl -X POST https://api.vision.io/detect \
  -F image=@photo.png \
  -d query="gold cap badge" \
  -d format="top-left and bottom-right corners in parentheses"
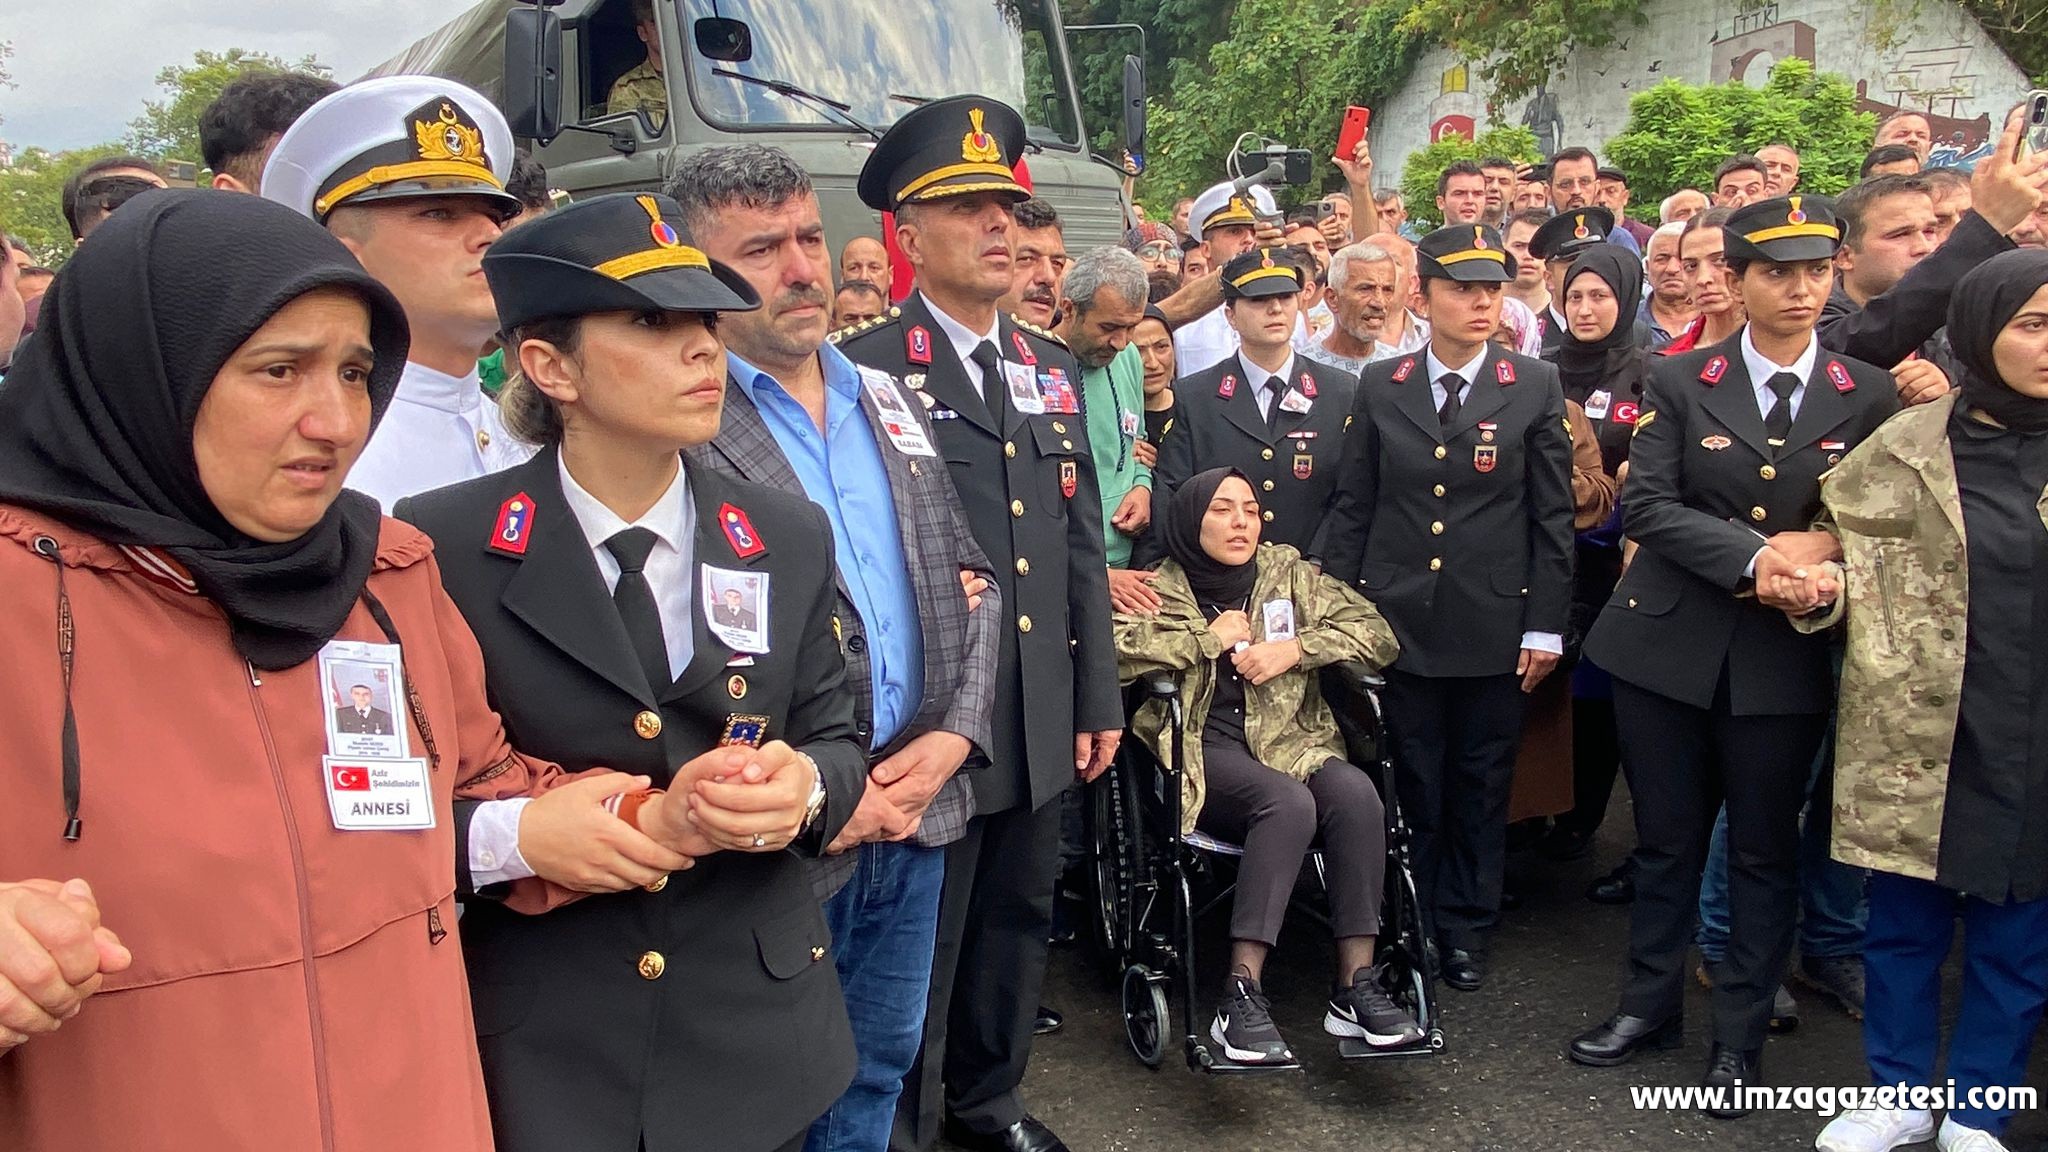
top-left (962, 108), bottom-right (1002, 164)
top-left (415, 102), bottom-right (486, 167)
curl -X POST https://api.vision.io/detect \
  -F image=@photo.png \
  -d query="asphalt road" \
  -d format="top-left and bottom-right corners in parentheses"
top-left (1006, 797), bottom-right (2048, 1152)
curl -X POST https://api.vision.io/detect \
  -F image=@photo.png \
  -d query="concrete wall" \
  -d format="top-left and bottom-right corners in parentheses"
top-left (1375, 0), bottom-right (2033, 180)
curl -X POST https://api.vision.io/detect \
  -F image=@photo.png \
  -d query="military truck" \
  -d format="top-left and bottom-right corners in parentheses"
top-left (366, 0), bottom-right (1141, 254)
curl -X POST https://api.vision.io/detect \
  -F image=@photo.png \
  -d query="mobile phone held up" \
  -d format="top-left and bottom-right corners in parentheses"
top-left (2022, 91), bottom-right (2048, 163)
top-left (1335, 106), bottom-right (1371, 164)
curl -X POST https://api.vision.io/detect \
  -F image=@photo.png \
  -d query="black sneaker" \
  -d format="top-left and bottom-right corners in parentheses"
top-left (1211, 973), bottom-right (1293, 1064)
top-left (1795, 954), bottom-right (1865, 1020)
top-left (1326, 965), bottom-right (1425, 1048)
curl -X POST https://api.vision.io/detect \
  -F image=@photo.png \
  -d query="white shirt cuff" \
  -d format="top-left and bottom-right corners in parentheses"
top-left (1520, 631), bottom-right (1564, 655)
top-left (468, 797), bottom-right (536, 887)
top-left (1745, 545), bottom-right (1768, 580)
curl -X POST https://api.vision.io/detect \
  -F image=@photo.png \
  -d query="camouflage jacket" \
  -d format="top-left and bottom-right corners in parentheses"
top-left (1114, 543), bottom-right (1400, 834)
top-left (1799, 394), bottom-right (2045, 879)
top-left (605, 61), bottom-right (668, 123)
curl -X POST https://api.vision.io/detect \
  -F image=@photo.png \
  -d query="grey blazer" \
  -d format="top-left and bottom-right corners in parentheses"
top-left (690, 360), bottom-right (1002, 897)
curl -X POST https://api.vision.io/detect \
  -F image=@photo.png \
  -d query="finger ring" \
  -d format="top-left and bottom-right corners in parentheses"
top-left (752, 833), bottom-right (767, 848)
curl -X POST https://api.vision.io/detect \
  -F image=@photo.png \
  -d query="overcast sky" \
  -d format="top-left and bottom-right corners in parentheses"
top-left (2, 1), bottom-right (477, 153)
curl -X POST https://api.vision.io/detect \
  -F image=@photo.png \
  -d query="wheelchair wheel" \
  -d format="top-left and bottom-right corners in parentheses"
top-left (1121, 964), bottom-right (1170, 1069)
top-left (1089, 763), bottom-right (1148, 969)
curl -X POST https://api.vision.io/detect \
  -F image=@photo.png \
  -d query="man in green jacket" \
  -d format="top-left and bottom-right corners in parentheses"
top-left (1055, 247), bottom-right (1156, 603)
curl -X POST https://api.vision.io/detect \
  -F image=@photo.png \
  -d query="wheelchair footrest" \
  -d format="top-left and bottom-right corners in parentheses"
top-left (1189, 1041), bottom-right (1303, 1074)
top-left (1335, 1035), bottom-right (1437, 1061)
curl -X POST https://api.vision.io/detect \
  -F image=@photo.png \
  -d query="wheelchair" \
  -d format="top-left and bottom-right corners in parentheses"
top-left (1084, 661), bottom-right (1444, 1073)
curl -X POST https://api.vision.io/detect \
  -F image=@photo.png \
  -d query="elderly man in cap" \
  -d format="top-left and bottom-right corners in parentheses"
top-left (1317, 222), bottom-right (1574, 996)
top-left (832, 95), bottom-right (1121, 1152)
top-left (263, 76), bottom-right (535, 509)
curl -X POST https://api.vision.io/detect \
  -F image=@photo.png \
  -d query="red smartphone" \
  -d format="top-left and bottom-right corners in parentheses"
top-left (1335, 106), bottom-right (1371, 163)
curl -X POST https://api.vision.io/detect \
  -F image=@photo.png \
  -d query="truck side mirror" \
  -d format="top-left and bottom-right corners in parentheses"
top-left (504, 6), bottom-right (564, 142)
top-left (695, 17), bottom-right (754, 63)
top-left (1122, 55), bottom-right (1147, 157)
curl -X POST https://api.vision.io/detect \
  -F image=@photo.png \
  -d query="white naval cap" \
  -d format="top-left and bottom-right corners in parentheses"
top-left (262, 75), bottom-right (516, 223)
top-left (1188, 181), bottom-right (1277, 243)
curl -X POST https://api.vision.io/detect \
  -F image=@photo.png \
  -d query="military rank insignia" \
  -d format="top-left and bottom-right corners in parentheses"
top-left (718, 714), bottom-right (772, 748)
top-left (907, 326), bottom-right (932, 365)
top-left (719, 503), bottom-right (766, 559)
top-left (490, 492), bottom-right (534, 556)
top-left (1701, 356), bottom-right (1728, 386)
top-left (1496, 359), bottom-right (1516, 385)
top-left (1012, 331), bottom-right (1037, 365)
top-left (1827, 361), bottom-right (1854, 393)
top-left (1392, 357), bottom-right (1415, 383)
top-left (1298, 373), bottom-right (1317, 399)
top-left (1474, 445), bottom-right (1498, 473)
top-left (1060, 460), bottom-right (1078, 499)
top-left (1218, 374), bottom-right (1237, 399)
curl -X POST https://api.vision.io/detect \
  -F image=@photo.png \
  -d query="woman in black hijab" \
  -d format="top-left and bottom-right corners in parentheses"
top-left (1800, 249), bottom-right (2048, 1152)
top-left (1115, 467), bottom-right (1415, 1065)
top-left (0, 189), bottom-right (676, 1150)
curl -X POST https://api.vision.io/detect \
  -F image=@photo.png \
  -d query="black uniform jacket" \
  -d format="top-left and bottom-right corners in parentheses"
top-left (1584, 335), bottom-right (1899, 715)
top-left (1818, 210), bottom-right (2012, 368)
top-left (833, 294), bottom-right (1121, 814)
top-left (1317, 344), bottom-right (1575, 678)
top-left (395, 448), bottom-right (863, 1152)
top-left (1141, 351), bottom-right (1358, 564)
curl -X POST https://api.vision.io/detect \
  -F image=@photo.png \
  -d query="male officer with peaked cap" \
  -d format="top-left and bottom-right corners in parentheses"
top-left (398, 191), bottom-right (868, 1151)
top-left (1149, 247), bottom-right (1358, 561)
top-left (263, 76), bottom-right (536, 510)
top-left (1318, 223), bottom-right (1575, 995)
top-left (833, 95), bottom-right (1121, 1152)
top-left (1174, 180), bottom-right (1305, 375)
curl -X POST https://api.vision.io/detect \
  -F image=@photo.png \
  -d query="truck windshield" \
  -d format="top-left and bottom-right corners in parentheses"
top-left (680, 0), bottom-right (1081, 146)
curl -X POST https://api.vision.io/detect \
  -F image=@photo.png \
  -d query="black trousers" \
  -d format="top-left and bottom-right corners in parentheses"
top-left (892, 794), bottom-right (1062, 1149)
top-left (1611, 676), bottom-right (1828, 1051)
top-left (1556, 694), bottom-right (1622, 839)
top-left (1381, 670), bottom-right (1526, 951)
top-left (1196, 742), bottom-right (1387, 948)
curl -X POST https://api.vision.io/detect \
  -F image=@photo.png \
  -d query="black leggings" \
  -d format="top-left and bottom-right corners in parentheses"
top-left (1195, 740), bottom-right (1387, 946)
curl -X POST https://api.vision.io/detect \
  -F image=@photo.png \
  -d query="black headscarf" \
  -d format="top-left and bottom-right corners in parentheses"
top-left (1160, 466), bottom-right (1259, 606)
top-left (1552, 246), bottom-right (1645, 402)
top-left (0, 188), bottom-right (410, 670)
top-left (1948, 249), bottom-right (2048, 435)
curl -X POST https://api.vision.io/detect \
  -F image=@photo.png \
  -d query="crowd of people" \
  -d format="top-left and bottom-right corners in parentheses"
top-left (1, 61), bottom-right (2046, 1152)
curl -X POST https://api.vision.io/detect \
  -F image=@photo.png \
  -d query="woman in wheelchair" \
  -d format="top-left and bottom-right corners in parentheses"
top-left (1114, 467), bottom-right (1423, 1064)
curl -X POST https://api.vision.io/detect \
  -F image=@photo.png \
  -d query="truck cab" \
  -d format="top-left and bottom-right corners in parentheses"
top-left (368, 0), bottom-right (1137, 255)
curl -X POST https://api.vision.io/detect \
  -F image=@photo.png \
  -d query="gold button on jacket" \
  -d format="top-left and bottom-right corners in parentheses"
top-left (1017, 614), bottom-right (1033, 633)
top-left (637, 951), bottom-right (666, 980)
top-left (1750, 506), bottom-right (1767, 522)
top-left (1428, 557), bottom-right (1442, 571)
top-left (1015, 557), bottom-right (1030, 576)
top-left (1010, 500), bottom-right (1024, 518)
top-left (633, 710), bottom-right (662, 739)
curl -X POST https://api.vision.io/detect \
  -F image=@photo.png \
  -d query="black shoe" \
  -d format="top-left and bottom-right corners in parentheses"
top-left (942, 1114), bottom-right (1070, 1152)
top-left (1586, 857), bottom-right (1637, 905)
top-left (1211, 972), bottom-right (1294, 1064)
top-left (1033, 1005), bottom-right (1063, 1036)
top-left (1700, 1044), bottom-right (1762, 1118)
top-left (1326, 964), bottom-right (1425, 1048)
top-left (1568, 1011), bottom-right (1683, 1067)
top-left (1794, 954), bottom-right (1865, 1021)
top-left (1440, 947), bottom-right (1483, 991)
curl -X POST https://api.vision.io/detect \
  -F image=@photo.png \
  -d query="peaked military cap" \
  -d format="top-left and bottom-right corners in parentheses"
top-left (857, 95), bottom-right (1030, 212)
top-left (482, 192), bottom-right (760, 332)
top-left (1416, 223), bottom-right (1517, 282)
top-left (263, 76), bottom-right (516, 222)
top-left (1188, 180), bottom-right (1278, 242)
top-left (1528, 206), bottom-right (1617, 263)
top-left (1221, 247), bottom-right (1303, 299)
top-left (1723, 194), bottom-right (1841, 263)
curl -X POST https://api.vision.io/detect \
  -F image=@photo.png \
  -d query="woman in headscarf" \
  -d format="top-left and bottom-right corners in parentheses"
top-left (0, 189), bottom-right (680, 1151)
top-left (1800, 250), bottom-right (2048, 1152)
top-left (1532, 246), bottom-right (1652, 864)
top-left (1114, 468), bottom-right (1415, 1066)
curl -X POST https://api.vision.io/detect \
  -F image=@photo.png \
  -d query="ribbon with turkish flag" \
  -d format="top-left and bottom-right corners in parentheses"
top-left (880, 156), bottom-right (1034, 303)
top-left (330, 764), bottom-right (372, 791)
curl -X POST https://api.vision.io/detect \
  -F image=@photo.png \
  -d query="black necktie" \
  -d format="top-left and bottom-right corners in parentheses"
top-left (970, 341), bottom-right (1003, 412)
top-left (1264, 377), bottom-right (1286, 429)
top-left (604, 527), bottom-right (671, 692)
top-left (1764, 371), bottom-right (1800, 443)
top-left (1437, 373), bottom-right (1463, 430)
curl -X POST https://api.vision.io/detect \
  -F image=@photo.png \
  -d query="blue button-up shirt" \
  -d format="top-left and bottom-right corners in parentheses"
top-left (731, 345), bottom-right (923, 749)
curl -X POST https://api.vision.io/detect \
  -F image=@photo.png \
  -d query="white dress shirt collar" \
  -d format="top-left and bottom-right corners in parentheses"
top-left (921, 292), bottom-right (1002, 364)
top-left (1739, 325), bottom-right (1818, 418)
top-left (557, 453), bottom-right (692, 556)
top-left (396, 360), bottom-right (486, 416)
top-left (1235, 349), bottom-right (1298, 391)
top-left (1424, 343), bottom-right (1489, 393)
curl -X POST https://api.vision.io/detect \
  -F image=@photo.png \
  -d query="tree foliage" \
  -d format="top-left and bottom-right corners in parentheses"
top-left (1059, 0), bottom-right (1238, 155)
top-left (1135, 0), bottom-right (1421, 211)
top-left (126, 49), bottom-right (331, 166)
top-left (1605, 59), bottom-right (1872, 219)
top-left (1399, 0), bottom-right (1646, 107)
top-left (1396, 125), bottom-right (1541, 230)
top-left (0, 145), bottom-right (133, 267)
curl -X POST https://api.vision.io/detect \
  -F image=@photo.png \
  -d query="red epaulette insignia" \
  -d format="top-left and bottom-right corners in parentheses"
top-left (1392, 357), bottom-right (1415, 383)
top-left (1299, 372), bottom-right (1317, 399)
top-left (1497, 359), bottom-right (1517, 385)
top-left (490, 492), bottom-right (534, 556)
top-left (907, 326), bottom-right (932, 365)
top-left (1701, 355), bottom-right (1728, 386)
top-left (1827, 361), bottom-right (1854, 393)
top-left (719, 503), bottom-right (766, 559)
top-left (1012, 331), bottom-right (1037, 365)
top-left (1218, 374), bottom-right (1237, 398)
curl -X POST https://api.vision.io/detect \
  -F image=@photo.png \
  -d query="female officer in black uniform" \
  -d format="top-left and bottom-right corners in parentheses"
top-left (1569, 197), bottom-right (1899, 1112)
top-left (396, 193), bottom-right (868, 1152)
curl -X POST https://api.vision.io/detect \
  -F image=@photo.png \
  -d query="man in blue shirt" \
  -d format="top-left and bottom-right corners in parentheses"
top-left (670, 146), bottom-right (1004, 1152)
